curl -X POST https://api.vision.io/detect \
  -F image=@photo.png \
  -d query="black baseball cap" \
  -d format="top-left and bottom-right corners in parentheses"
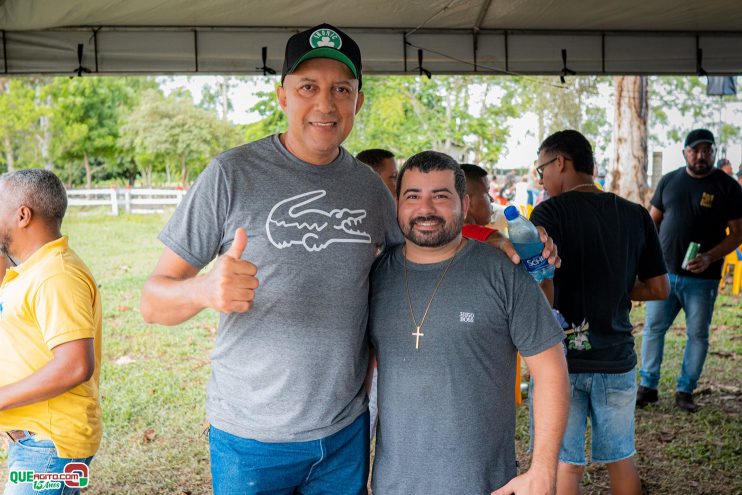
top-left (281, 24), bottom-right (362, 89)
top-left (684, 129), bottom-right (715, 149)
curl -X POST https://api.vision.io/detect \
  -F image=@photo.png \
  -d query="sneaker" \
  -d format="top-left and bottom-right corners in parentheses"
top-left (636, 386), bottom-right (658, 407)
top-left (675, 392), bottom-right (699, 413)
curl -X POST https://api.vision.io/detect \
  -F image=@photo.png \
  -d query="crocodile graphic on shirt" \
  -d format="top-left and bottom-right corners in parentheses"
top-left (265, 190), bottom-right (371, 252)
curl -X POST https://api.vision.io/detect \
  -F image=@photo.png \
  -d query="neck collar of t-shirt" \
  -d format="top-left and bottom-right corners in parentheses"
top-left (7, 236), bottom-right (68, 277)
top-left (271, 134), bottom-right (349, 174)
top-left (393, 239), bottom-right (474, 272)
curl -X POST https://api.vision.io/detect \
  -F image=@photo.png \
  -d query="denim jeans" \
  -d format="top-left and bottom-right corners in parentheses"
top-left (4, 436), bottom-right (94, 495)
top-left (529, 371), bottom-right (636, 465)
top-left (209, 411), bottom-right (369, 495)
top-left (640, 273), bottom-right (719, 394)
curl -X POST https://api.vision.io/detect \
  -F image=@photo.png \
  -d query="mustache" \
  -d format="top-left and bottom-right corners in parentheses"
top-left (409, 215), bottom-right (445, 226)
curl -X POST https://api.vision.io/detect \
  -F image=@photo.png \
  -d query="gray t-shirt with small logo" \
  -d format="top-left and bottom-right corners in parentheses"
top-left (159, 135), bottom-right (400, 442)
top-left (369, 240), bottom-right (564, 494)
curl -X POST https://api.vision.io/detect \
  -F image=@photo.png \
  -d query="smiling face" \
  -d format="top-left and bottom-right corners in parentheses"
top-left (397, 168), bottom-right (468, 249)
top-left (277, 57), bottom-right (364, 165)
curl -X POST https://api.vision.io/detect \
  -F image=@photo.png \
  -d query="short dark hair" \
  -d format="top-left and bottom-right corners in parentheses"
top-left (0, 169), bottom-right (68, 227)
top-left (356, 149), bottom-right (395, 173)
top-left (396, 151), bottom-right (466, 200)
top-left (538, 130), bottom-right (595, 175)
top-left (460, 164), bottom-right (488, 183)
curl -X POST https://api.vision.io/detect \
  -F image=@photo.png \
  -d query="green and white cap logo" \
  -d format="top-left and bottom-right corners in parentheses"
top-left (310, 28), bottom-right (342, 50)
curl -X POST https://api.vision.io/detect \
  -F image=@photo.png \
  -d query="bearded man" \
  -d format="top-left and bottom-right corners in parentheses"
top-left (368, 151), bottom-right (569, 495)
top-left (637, 129), bottom-right (742, 412)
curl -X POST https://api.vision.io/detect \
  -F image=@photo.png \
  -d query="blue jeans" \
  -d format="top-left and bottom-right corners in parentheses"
top-left (640, 273), bottom-right (719, 394)
top-left (559, 371), bottom-right (637, 464)
top-left (209, 412), bottom-right (369, 495)
top-left (4, 436), bottom-right (94, 495)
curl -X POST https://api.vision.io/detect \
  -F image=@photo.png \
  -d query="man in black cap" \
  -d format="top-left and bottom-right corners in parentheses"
top-left (140, 22), bottom-right (559, 494)
top-left (141, 23), bottom-right (397, 494)
top-left (638, 129), bottom-right (742, 412)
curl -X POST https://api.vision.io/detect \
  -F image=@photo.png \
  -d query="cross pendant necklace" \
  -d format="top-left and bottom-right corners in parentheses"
top-left (402, 240), bottom-right (462, 349)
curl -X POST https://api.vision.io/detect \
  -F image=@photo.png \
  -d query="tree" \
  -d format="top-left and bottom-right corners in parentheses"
top-left (514, 76), bottom-right (613, 170)
top-left (48, 77), bottom-right (156, 187)
top-left (0, 78), bottom-right (43, 173)
top-left (241, 75), bottom-right (518, 170)
top-left (607, 76), bottom-right (650, 204)
top-left (120, 90), bottom-right (241, 186)
top-left (649, 76), bottom-right (741, 151)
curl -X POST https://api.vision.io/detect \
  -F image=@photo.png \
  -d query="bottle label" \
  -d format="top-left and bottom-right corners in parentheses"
top-left (522, 253), bottom-right (549, 272)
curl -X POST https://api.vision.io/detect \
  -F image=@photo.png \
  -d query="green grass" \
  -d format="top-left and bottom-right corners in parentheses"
top-left (1, 212), bottom-right (740, 494)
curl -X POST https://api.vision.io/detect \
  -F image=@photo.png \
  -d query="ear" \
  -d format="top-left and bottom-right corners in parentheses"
top-left (556, 155), bottom-right (568, 173)
top-left (276, 83), bottom-right (287, 111)
top-left (17, 205), bottom-right (32, 229)
top-left (462, 193), bottom-right (471, 218)
top-left (355, 90), bottom-right (364, 115)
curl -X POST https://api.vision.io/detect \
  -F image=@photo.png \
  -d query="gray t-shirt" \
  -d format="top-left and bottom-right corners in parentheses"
top-left (159, 135), bottom-right (401, 442)
top-left (369, 240), bottom-right (564, 494)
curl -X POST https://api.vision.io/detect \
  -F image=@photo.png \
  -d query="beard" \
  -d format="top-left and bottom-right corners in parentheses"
top-left (687, 159), bottom-right (713, 176)
top-left (401, 213), bottom-right (464, 248)
top-left (0, 231), bottom-right (10, 257)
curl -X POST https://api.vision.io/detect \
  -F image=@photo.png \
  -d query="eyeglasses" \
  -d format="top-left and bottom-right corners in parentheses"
top-left (535, 156), bottom-right (573, 179)
top-left (535, 157), bottom-right (558, 179)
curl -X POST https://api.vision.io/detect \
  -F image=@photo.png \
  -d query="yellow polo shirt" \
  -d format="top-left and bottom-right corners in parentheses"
top-left (0, 237), bottom-right (102, 458)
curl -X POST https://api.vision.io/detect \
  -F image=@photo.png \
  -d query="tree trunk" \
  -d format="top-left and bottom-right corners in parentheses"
top-left (607, 76), bottom-right (650, 206)
top-left (3, 134), bottom-right (15, 172)
top-left (84, 152), bottom-right (92, 189)
top-left (180, 155), bottom-right (188, 187)
top-left (220, 76), bottom-right (229, 121)
top-left (39, 95), bottom-right (54, 171)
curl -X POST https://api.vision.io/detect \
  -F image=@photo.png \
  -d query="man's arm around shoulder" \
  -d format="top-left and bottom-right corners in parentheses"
top-left (491, 344), bottom-right (569, 495)
top-left (141, 228), bottom-right (259, 326)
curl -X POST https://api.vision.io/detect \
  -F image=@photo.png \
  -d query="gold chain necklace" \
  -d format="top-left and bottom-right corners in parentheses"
top-left (566, 183), bottom-right (598, 193)
top-left (402, 240), bottom-right (463, 349)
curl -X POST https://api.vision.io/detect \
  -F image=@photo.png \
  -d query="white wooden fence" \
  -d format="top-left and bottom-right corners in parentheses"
top-left (66, 188), bottom-right (187, 215)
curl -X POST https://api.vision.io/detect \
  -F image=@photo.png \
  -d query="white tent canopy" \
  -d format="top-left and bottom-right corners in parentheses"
top-left (1, 0), bottom-right (741, 76)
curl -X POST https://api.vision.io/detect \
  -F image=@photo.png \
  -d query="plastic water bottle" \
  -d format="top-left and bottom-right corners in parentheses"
top-left (503, 205), bottom-right (555, 282)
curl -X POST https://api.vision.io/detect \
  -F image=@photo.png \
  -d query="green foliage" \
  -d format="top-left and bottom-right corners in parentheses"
top-left (513, 76), bottom-right (613, 169)
top-left (1, 74), bottom-right (739, 187)
top-left (120, 90), bottom-right (241, 186)
top-left (241, 85), bottom-right (287, 143)
top-left (0, 78), bottom-right (48, 171)
top-left (649, 76), bottom-right (742, 149)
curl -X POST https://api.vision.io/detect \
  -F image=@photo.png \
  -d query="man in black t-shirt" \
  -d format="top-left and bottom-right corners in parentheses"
top-left (531, 130), bottom-right (669, 495)
top-left (638, 129), bottom-right (742, 413)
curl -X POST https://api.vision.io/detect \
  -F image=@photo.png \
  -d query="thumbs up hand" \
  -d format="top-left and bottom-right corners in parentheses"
top-left (205, 228), bottom-right (259, 313)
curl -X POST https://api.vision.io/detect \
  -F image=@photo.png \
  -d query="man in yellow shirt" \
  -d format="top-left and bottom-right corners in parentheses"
top-left (0, 169), bottom-right (102, 495)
